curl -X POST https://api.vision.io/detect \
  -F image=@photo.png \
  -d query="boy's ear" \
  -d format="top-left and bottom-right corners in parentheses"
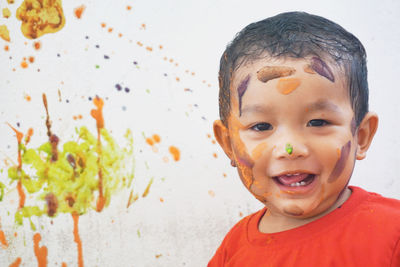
top-left (213, 120), bottom-right (234, 161)
top-left (356, 112), bottom-right (379, 160)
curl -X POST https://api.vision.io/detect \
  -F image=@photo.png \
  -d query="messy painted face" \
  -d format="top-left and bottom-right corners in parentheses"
top-left (225, 57), bottom-right (358, 219)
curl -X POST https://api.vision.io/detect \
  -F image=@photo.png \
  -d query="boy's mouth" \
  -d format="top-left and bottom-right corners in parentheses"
top-left (273, 173), bottom-right (316, 188)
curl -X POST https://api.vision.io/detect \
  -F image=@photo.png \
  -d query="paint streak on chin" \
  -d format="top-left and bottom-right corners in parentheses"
top-left (277, 78), bottom-right (301, 95)
top-left (283, 205), bottom-right (304, 216)
top-left (328, 140), bottom-right (351, 183)
top-left (310, 57), bottom-right (335, 82)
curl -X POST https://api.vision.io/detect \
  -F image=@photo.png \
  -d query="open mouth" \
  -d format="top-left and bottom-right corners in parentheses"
top-left (273, 173), bottom-right (316, 188)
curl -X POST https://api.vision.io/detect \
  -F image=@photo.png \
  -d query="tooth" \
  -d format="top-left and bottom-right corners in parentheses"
top-left (300, 181), bottom-right (306, 186)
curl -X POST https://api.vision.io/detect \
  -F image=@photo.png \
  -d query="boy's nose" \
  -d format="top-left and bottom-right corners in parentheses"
top-left (273, 138), bottom-right (309, 159)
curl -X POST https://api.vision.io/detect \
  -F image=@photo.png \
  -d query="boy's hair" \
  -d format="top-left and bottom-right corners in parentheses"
top-left (219, 11), bottom-right (368, 127)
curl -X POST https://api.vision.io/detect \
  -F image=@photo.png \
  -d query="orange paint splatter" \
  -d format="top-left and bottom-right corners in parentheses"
top-left (145, 46), bottom-right (153, 52)
top-left (28, 56), bottom-right (35, 63)
top-left (303, 64), bottom-right (316, 74)
top-left (9, 257), bottom-right (22, 267)
top-left (33, 233), bottom-right (47, 267)
top-left (17, 181), bottom-right (26, 209)
top-left (152, 134), bottom-right (160, 143)
top-left (137, 41), bottom-right (143, 47)
top-left (212, 153), bottom-right (217, 158)
top-left (108, 27), bottom-right (113, 33)
top-left (101, 23), bottom-right (106, 28)
top-left (21, 61), bottom-right (28, 68)
top-left (72, 214), bottom-right (84, 267)
top-left (223, 173), bottom-right (227, 177)
top-left (74, 5), bottom-right (86, 19)
top-left (206, 134), bottom-right (211, 138)
top-left (159, 45), bottom-right (163, 49)
top-left (337, 148), bottom-right (341, 158)
top-left (24, 94), bottom-right (32, 102)
top-left (0, 228), bottom-right (8, 248)
top-left (141, 24), bottom-right (146, 29)
top-left (24, 127), bottom-right (33, 144)
top-left (90, 96), bottom-right (104, 132)
top-left (159, 197), bottom-right (164, 203)
top-left (208, 190), bottom-right (215, 197)
top-left (118, 33), bottom-right (123, 38)
top-left (61, 263), bottom-right (67, 267)
top-left (33, 41), bottom-right (41, 50)
top-left (4, 45), bottom-right (9, 51)
top-left (169, 146), bottom-right (180, 161)
top-left (145, 138), bottom-right (154, 146)
top-left (176, 77), bottom-right (180, 82)
top-left (251, 142), bottom-right (267, 160)
top-left (126, 5), bottom-right (132, 10)
top-left (277, 78), bottom-right (301, 95)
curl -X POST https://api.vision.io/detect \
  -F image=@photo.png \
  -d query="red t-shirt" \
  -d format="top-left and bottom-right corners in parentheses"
top-left (208, 186), bottom-right (400, 267)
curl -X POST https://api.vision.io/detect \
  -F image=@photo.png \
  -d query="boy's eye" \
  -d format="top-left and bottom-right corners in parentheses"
top-left (307, 119), bottom-right (329, 127)
top-left (250, 123), bottom-right (273, 131)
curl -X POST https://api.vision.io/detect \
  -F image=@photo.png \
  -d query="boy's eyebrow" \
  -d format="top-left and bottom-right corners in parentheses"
top-left (241, 104), bottom-right (275, 116)
top-left (307, 99), bottom-right (340, 113)
top-left (241, 100), bottom-right (339, 116)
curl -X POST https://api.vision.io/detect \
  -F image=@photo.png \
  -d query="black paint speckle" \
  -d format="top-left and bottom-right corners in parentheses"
top-left (124, 87), bottom-right (130, 93)
top-left (115, 84), bottom-right (122, 91)
top-left (104, 55), bottom-right (109, 59)
top-left (95, 45), bottom-right (100, 48)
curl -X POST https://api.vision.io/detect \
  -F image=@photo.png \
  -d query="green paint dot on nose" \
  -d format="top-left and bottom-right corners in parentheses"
top-left (285, 143), bottom-right (293, 155)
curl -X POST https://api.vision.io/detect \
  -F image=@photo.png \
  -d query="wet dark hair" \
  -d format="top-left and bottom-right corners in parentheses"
top-left (219, 11), bottom-right (368, 127)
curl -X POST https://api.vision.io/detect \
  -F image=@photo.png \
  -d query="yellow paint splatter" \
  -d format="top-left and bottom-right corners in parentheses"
top-left (2, 8), bottom-right (11, 18)
top-left (208, 190), bottom-right (215, 197)
top-left (0, 25), bottom-right (10, 42)
top-left (16, 0), bottom-right (66, 39)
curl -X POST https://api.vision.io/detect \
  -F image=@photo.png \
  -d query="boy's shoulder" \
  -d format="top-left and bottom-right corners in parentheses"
top-left (355, 186), bottom-right (400, 217)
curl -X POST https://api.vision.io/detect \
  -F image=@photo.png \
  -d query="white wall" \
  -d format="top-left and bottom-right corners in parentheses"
top-left (0, 0), bottom-right (399, 266)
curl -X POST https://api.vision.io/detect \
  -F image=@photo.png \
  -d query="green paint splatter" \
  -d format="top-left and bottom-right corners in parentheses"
top-left (285, 143), bottom-right (293, 155)
top-left (5, 98), bottom-right (136, 225)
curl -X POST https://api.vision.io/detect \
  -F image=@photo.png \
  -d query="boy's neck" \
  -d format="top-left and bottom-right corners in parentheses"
top-left (258, 187), bottom-right (352, 234)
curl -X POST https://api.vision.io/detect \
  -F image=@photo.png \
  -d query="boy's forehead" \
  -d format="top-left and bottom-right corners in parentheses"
top-left (231, 57), bottom-right (346, 92)
top-left (229, 57), bottom-right (350, 114)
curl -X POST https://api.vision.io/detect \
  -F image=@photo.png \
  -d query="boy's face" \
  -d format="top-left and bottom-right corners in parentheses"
top-left (214, 57), bottom-right (376, 219)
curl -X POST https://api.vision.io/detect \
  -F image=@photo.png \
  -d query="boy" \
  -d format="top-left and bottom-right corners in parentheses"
top-left (209, 12), bottom-right (400, 266)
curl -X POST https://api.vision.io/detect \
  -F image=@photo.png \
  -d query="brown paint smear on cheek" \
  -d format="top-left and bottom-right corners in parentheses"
top-left (310, 57), bottom-right (335, 82)
top-left (328, 141), bottom-right (351, 183)
top-left (276, 78), bottom-right (301, 95)
top-left (350, 117), bottom-right (357, 136)
top-left (257, 66), bottom-right (296, 83)
top-left (283, 205), bottom-right (304, 216)
top-left (237, 74), bottom-right (251, 115)
top-left (251, 142), bottom-right (268, 160)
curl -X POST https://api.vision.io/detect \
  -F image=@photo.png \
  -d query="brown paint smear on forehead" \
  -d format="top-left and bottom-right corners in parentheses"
top-left (328, 140), bottom-right (351, 183)
top-left (277, 78), bottom-right (301, 95)
top-left (310, 57), bottom-right (335, 82)
top-left (257, 66), bottom-right (296, 83)
top-left (283, 205), bottom-right (304, 216)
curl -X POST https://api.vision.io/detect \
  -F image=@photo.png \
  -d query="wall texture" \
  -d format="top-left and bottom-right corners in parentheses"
top-left (0, 0), bottom-right (399, 266)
